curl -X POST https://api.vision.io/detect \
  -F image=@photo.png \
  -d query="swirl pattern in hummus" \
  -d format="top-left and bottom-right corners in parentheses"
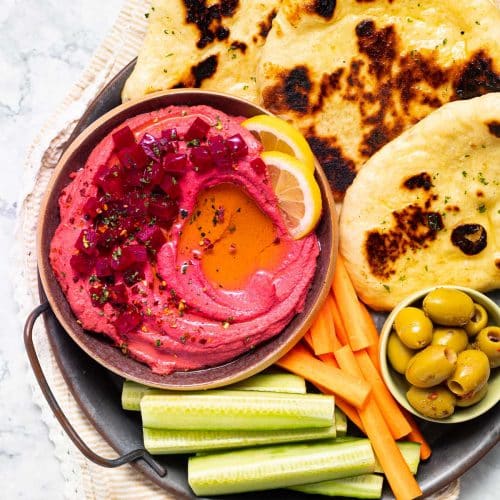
top-left (50, 106), bottom-right (319, 374)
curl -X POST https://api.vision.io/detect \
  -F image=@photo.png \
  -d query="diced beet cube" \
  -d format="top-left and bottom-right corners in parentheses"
top-left (112, 126), bottom-right (135, 150)
top-left (124, 167), bottom-right (143, 188)
top-left (141, 163), bottom-right (164, 187)
top-left (209, 136), bottom-right (232, 169)
top-left (70, 253), bottom-right (95, 276)
top-left (82, 197), bottom-right (101, 219)
top-left (124, 244), bottom-right (148, 263)
top-left (114, 309), bottom-right (142, 334)
top-left (97, 228), bottom-right (122, 250)
top-left (162, 153), bottom-right (188, 175)
top-left (117, 144), bottom-right (150, 170)
top-left (148, 199), bottom-right (178, 225)
top-left (190, 146), bottom-right (213, 172)
top-left (89, 283), bottom-right (109, 307)
top-left (108, 283), bottom-right (128, 305)
top-left (126, 194), bottom-right (148, 219)
top-left (139, 133), bottom-right (161, 161)
top-left (226, 134), bottom-right (248, 158)
top-left (136, 225), bottom-right (166, 252)
top-left (162, 128), bottom-right (178, 141)
top-left (111, 245), bottom-right (147, 271)
top-left (123, 267), bottom-right (145, 286)
top-left (95, 256), bottom-right (113, 277)
top-left (250, 157), bottom-right (267, 176)
top-left (158, 138), bottom-right (178, 154)
top-left (185, 117), bottom-right (210, 141)
top-left (93, 164), bottom-right (124, 197)
top-left (160, 176), bottom-right (181, 200)
top-left (75, 229), bottom-right (99, 256)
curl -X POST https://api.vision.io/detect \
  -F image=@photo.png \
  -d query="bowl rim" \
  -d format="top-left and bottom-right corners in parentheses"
top-left (37, 88), bottom-right (338, 389)
top-left (379, 285), bottom-right (500, 424)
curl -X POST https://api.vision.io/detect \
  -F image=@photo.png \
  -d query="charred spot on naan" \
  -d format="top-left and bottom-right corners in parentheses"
top-left (306, 0), bottom-right (337, 19)
top-left (453, 50), bottom-right (500, 100)
top-left (403, 172), bottom-right (433, 191)
top-left (365, 204), bottom-right (444, 279)
top-left (487, 121), bottom-right (500, 138)
top-left (451, 224), bottom-right (488, 256)
top-left (306, 134), bottom-right (356, 197)
top-left (262, 65), bottom-right (313, 115)
top-left (182, 0), bottom-right (239, 49)
top-left (256, 8), bottom-right (278, 40)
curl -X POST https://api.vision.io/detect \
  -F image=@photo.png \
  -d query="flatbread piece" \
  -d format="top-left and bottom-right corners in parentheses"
top-left (339, 93), bottom-right (500, 311)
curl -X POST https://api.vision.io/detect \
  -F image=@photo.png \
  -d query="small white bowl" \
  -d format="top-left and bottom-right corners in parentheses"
top-left (379, 286), bottom-right (500, 424)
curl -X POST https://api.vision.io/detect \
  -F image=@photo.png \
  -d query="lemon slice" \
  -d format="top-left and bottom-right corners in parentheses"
top-left (242, 115), bottom-right (315, 172)
top-left (261, 151), bottom-right (322, 239)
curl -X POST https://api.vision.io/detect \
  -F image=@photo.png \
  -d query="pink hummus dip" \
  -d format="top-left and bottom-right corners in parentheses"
top-left (50, 105), bottom-right (319, 374)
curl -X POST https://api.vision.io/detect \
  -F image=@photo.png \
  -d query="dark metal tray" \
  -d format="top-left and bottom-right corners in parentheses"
top-left (27, 61), bottom-right (499, 499)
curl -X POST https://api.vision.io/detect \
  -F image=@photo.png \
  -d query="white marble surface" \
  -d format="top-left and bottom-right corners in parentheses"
top-left (0, 0), bottom-right (498, 498)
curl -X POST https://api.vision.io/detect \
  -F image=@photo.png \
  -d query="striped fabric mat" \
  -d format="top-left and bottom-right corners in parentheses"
top-left (14, 0), bottom-right (461, 498)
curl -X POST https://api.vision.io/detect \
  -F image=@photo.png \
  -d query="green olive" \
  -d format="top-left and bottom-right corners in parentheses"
top-left (406, 385), bottom-right (456, 419)
top-left (475, 326), bottom-right (500, 368)
top-left (387, 331), bottom-right (415, 374)
top-left (464, 303), bottom-right (489, 337)
top-left (431, 327), bottom-right (468, 354)
top-left (422, 288), bottom-right (474, 326)
top-left (455, 384), bottom-right (488, 408)
top-left (447, 349), bottom-right (490, 396)
top-left (394, 307), bottom-right (433, 349)
top-left (405, 345), bottom-right (457, 388)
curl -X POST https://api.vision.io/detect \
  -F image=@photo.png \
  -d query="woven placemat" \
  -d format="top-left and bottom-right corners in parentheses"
top-left (13, 0), bottom-right (461, 498)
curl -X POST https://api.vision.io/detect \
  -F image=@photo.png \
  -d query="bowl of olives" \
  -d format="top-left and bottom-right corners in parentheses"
top-left (379, 286), bottom-right (500, 423)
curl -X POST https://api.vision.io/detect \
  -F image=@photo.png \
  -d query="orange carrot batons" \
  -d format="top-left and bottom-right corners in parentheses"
top-left (335, 346), bottom-right (422, 500)
top-left (276, 343), bottom-right (371, 409)
top-left (332, 255), bottom-right (372, 351)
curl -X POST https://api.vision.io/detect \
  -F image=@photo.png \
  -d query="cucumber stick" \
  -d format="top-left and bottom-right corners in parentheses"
top-left (143, 424), bottom-right (337, 454)
top-left (188, 438), bottom-right (375, 496)
top-left (228, 373), bottom-right (306, 394)
top-left (335, 408), bottom-right (348, 436)
top-left (122, 381), bottom-right (147, 411)
top-left (289, 474), bottom-right (383, 498)
top-left (122, 373), bottom-right (306, 411)
top-left (374, 441), bottom-right (421, 475)
top-left (141, 390), bottom-right (334, 430)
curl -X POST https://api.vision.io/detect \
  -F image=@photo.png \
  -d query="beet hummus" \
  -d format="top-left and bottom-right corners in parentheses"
top-left (50, 105), bottom-right (319, 374)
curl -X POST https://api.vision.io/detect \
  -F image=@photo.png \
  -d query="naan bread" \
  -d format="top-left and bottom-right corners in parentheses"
top-left (257, 0), bottom-right (500, 200)
top-left (339, 93), bottom-right (500, 311)
top-left (122, 0), bottom-right (281, 102)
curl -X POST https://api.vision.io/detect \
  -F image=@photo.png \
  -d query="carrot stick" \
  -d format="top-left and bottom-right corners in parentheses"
top-left (402, 409), bottom-right (432, 460)
top-left (335, 346), bottom-right (422, 500)
top-left (329, 294), bottom-right (349, 346)
top-left (309, 299), bottom-right (338, 355)
top-left (276, 343), bottom-right (371, 409)
top-left (355, 350), bottom-right (412, 440)
top-left (359, 302), bottom-right (381, 370)
top-left (332, 255), bottom-right (373, 351)
top-left (317, 353), bottom-right (365, 432)
top-left (303, 331), bottom-right (314, 350)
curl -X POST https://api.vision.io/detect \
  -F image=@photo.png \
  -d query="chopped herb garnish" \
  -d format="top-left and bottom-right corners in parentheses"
top-left (186, 138), bottom-right (200, 147)
top-left (155, 339), bottom-right (162, 347)
top-left (478, 172), bottom-right (488, 185)
top-left (478, 204), bottom-right (486, 213)
top-left (383, 284), bottom-right (391, 292)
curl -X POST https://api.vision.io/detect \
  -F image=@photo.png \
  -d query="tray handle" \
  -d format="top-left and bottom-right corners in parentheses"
top-left (24, 302), bottom-right (166, 477)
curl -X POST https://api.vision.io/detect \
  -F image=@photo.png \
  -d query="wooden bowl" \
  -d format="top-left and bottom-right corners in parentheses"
top-left (37, 89), bottom-right (337, 390)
